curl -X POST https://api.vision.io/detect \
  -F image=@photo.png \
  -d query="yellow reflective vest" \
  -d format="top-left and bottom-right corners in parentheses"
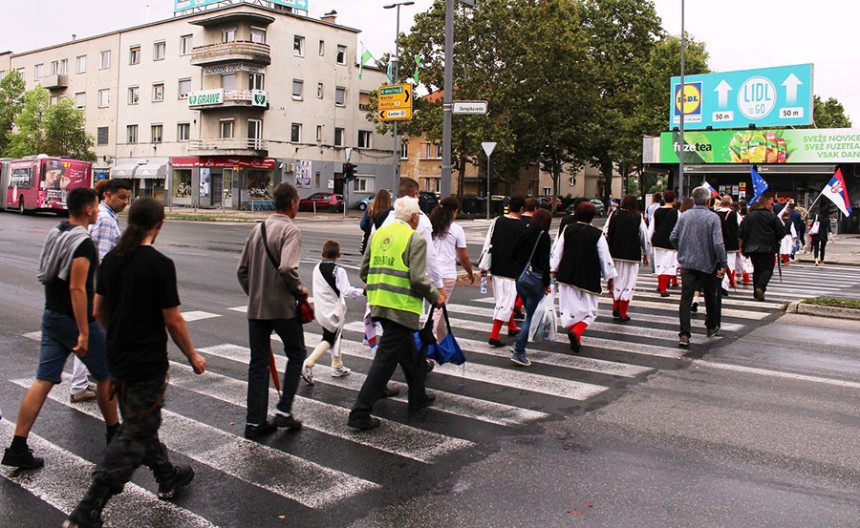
top-left (366, 221), bottom-right (423, 315)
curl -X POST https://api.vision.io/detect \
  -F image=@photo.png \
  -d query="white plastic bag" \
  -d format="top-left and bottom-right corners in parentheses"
top-left (528, 292), bottom-right (558, 342)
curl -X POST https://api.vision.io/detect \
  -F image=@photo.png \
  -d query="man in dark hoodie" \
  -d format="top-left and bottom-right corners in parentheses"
top-left (2, 188), bottom-right (119, 471)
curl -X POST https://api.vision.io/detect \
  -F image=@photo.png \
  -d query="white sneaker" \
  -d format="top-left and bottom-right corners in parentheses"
top-left (301, 365), bottom-right (314, 385)
top-left (331, 366), bottom-right (351, 378)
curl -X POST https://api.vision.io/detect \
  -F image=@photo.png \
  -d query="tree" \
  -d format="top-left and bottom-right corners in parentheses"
top-left (4, 86), bottom-right (51, 157)
top-left (811, 95), bottom-right (852, 129)
top-left (0, 71), bottom-right (26, 154)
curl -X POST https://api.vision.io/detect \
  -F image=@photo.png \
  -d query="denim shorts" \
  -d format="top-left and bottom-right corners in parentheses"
top-left (37, 310), bottom-right (111, 384)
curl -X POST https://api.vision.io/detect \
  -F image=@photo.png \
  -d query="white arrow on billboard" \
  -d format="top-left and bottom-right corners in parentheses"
top-left (714, 80), bottom-right (733, 108)
top-left (782, 73), bottom-right (802, 104)
top-left (481, 142), bottom-right (497, 157)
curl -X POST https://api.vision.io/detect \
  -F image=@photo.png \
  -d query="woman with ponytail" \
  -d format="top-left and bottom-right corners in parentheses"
top-left (430, 196), bottom-right (474, 339)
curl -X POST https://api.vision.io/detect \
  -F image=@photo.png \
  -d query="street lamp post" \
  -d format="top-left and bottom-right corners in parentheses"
top-left (384, 1), bottom-right (414, 192)
top-left (344, 147), bottom-right (353, 219)
top-left (678, 0), bottom-right (686, 199)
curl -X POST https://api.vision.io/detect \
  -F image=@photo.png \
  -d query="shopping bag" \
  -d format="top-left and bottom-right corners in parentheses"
top-left (528, 292), bottom-right (558, 342)
top-left (414, 306), bottom-right (466, 366)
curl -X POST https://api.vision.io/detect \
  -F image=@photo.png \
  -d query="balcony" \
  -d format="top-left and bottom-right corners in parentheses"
top-left (187, 89), bottom-right (268, 110)
top-left (188, 138), bottom-right (268, 156)
top-left (190, 41), bottom-right (271, 67)
top-left (40, 74), bottom-right (68, 90)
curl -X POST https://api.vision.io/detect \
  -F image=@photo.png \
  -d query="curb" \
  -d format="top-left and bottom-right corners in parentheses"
top-left (786, 301), bottom-right (860, 320)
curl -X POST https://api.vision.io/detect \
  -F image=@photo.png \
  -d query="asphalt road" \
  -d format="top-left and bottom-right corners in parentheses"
top-left (1, 211), bottom-right (858, 528)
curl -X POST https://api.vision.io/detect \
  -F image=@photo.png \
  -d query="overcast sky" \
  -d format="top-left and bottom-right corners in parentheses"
top-left (2, 0), bottom-right (856, 125)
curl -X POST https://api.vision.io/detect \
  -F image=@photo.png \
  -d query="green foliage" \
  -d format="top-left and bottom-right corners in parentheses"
top-left (4, 86), bottom-right (51, 157)
top-left (811, 95), bottom-right (852, 129)
top-left (0, 71), bottom-right (26, 154)
top-left (4, 86), bottom-right (95, 160)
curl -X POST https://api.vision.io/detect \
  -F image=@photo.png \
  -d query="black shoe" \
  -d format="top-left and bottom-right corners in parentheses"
top-left (679, 335), bottom-right (690, 347)
top-left (380, 385), bottom-right (400, 398)
top-left (488, 338), bottom-right (505, 348)
top-left (617, 315), bottom-right (631, 323)
top-left (157, 465), bottom-right (194, 500)
top-left (408, 393), bottom-right (436, 411)
top-left (567, 330), bottom-right (581, 354)
top-left (507, 329), bottom-right (519, 337)
top-left (425, 359), bottom-right (435, 374)
top-left (691, 302), bottom-right (699, 313)
top-left (612, 308), bottom-right (621, 319)
top-left (754, 288), bottom-right (765, 301)
top-left (655, 287), bottom-right (662, 293)
top-left (513, 308), bottom-right (525, 321)
top-left (63, 509), bottom-right (104, 528)
top-left (272, 413), bottom-right (303, 431)
top-left (660, 292), bottom-right (670, 298)
top-left (706, 326), bottom-right (721, 338)
top-left (347, 415), bottom-right (381, 431)
top-left (720, 288), bottom-right (730, 297)
top-left (244, 421), bottom-right (277, 440)
top-left (2, 446), bottom-right (44, 470)
top-left (63, 486), bottom-right (112, 528)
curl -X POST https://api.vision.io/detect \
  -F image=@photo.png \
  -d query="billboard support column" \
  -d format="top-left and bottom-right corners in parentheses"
top-left (678, 0), bottom-right (685, 199)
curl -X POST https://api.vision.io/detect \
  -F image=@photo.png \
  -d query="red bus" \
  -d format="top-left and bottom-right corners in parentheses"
top-left (3, 156), bottom-right (93, 214)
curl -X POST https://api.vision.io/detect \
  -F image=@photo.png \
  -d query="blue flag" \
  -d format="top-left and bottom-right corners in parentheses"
top-left (749, 167), bottom-right (769, 204)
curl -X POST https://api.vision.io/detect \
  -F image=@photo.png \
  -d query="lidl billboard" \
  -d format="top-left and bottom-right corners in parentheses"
top-left (670, 64), bottom-right (813, 130)
top-left (175, 0), bottom-right (308, 12)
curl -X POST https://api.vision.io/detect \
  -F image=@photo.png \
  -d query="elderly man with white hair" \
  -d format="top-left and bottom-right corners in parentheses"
top-left (348, 196), bottom-right (446, 430)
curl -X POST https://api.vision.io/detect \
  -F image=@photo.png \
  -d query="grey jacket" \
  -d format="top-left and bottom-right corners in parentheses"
top-left (237, 214), bottom-right (305, 320)
top-left (670, 205), bottom-right (728, 274)
top-left (37, 222), bottom-right (91, 284)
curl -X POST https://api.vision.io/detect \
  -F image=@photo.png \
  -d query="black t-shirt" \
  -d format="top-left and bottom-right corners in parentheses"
top-left (97, 246), bottom-right (180, 382)
top-left (44, 239), bottom-right (97, 322)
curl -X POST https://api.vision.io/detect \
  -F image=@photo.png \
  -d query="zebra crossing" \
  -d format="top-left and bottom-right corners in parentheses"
top-left (3, 261), bottom-right (858, 526)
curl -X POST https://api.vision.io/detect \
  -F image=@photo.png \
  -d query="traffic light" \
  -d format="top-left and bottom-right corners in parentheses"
top-left (343, 162), bottom-right (357, 182)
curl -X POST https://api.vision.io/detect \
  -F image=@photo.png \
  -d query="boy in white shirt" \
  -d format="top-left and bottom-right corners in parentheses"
top-left (302, 240), bottom-right (365, 384)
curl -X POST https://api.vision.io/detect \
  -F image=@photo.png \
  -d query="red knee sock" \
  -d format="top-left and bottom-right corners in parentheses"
top-left (570, 322), bottom-right (587, 339)
top-left (658, 275), bottom-right (669, 293)
top-left (729, 270), bottom-right (736, 287)
top-left (514, 297), bottom-right (523, 310)
top-left (671, 273), bottom-right (678, 287)
top-left (613, 298), bottom-right (619, 310)
top-left (490, 319), bottom-right (503, 341)
top-left (782, 255), bottom-right (790, 264)
top-left (742, 272), bottom-right (750, 284)
top-left (619, 300), bottom-right (630, 317)
top-left (508, 313), bottom-right (519, 332)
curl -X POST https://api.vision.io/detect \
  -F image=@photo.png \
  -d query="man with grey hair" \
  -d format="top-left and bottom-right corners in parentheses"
top-left (670, 186), bottom-right (728, 347)
top-left (349, 196), bottom-right (446, 430)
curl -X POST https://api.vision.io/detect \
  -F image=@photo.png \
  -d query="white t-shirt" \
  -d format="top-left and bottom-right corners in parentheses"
top-left (432, 222), bottom-right (467, 279)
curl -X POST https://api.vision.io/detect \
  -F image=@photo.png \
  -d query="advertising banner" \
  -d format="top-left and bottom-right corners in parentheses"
top-left (175, 0), bottom-right (308, 12)
top-left (670, 64), bottom-right (813, 130)
top-left (171, 156), bottom-right (275, 169)
top-left (295, 160), bottom-right (312, 188)
top-left (658, 128), bottom-right (860, 165)
top-left (40, 159), bottom-right (92, 210)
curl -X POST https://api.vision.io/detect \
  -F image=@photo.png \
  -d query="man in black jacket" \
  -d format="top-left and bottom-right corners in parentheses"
top-left (738, 196), bottom-right (785, 301)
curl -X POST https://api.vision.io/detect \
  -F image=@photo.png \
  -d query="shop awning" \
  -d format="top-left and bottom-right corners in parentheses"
top-left (134, 163), bottom-right (168, 179)
top-left (110, 164), bottom-right (138, 178)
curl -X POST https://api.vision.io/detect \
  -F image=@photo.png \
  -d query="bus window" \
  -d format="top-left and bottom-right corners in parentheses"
top-left (11, 168), bottom-right (32, 189)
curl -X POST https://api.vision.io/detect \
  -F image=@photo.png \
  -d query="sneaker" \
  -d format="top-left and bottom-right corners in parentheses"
top-left (510, 351), bottom-right (531, 367)
top-left (408, 393), bottom-right (436, 411)
top-left (488, 338), bottom-right (505, 348)
top-left (347, 415), bottom-right (381, 431)
top-left (70, 388), bottom-right (97, 404)
top-left (301, 365), bottom-right (314, 385)
top-left (706, 326), bottom-right (720, 338)
top-left (157, 465), bottom-right (194, 500)
top-left (63, 510), bottom-right (104, 528)
top-left (2, 446), bottom-right (44, 470)
top-left (244, 421), bottom-right (277, 440)
top-left (691, 301), bottom-right (699, 313)
top-left (679, 335), bottom-right (690, 347)
top-left (331, 366), bottom-right (351, 378)
top-left (272, 413), bottom-right (303, 431)
top-left (567, 330), bottom-right (581, 354)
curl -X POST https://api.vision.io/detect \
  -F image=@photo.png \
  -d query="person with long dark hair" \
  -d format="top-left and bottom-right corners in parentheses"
top-left (604, 195), bottom-right (650, 322)
top-left (64, 198), bottom-right (206, 527)
top-left (359, 189), bottom-right (392, 254)
top-left (810, 203), bottom-right (834, 266)
top-left (509, 209), bottom-right (552, 366)
top-left (430, 196), bottom-right (474, 338)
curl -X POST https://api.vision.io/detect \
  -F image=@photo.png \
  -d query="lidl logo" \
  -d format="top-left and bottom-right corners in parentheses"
top-left (674, 82), bottom-right (703, 116)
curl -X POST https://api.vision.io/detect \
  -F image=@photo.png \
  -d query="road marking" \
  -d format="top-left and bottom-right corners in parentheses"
top-left (228, 306), bottom-right (247, 313)
top-left (0, 421), bottom-right (220, 528)
top-left (692, 361), bottom-right (860, 390)
top-left (181, 311), bottom-right (221, 322)
top-left (11, 379), bottom-right (380, 509)
top-left (22, 331), bottom-right (41, 341)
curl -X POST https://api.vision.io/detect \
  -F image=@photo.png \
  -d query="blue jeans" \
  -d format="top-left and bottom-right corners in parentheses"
top-left (37, 310), bottom-right (110, 383)
top-left (514, 274), bottom-right (545, 354)
top-left (246, 318), bottom-right (306, 425)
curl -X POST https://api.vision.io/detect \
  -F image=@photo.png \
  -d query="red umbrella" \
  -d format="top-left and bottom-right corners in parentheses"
top-left (268, 347), bottom-right (281, 397)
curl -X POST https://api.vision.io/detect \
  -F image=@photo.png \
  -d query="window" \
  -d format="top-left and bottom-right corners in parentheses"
top-left (50, 95), bottom-right (59, 105)
top-left (222, 27), bottom-right (237, 43)
top-left (128, 86), bottom-right (139, 105)
top-left (76, 55), bottom-right (86, 73)
top-left (427, 178), bottom-right (441, 194)
top-left (34, 64), bottom-right (44, 81)
top-left (17, 68), bottom-right (25, 79)
top-left (334, 127), bottom-right (344, 147)
top-left (153, 41), bottom-right (166, 61)
top-left (317, 82), bottom-right (324, 99)
top-left (51, 61), bottom-right (59, 75)
top-left (152, 82), bottom-right (164, 102)
top-left (400, 142), bottom-right (408, 160)
top-left (358, 130), bottom-right (372, 149)
top-left (59, 59), bottom-right (68, 75)
top-left (97, 127), bottom-right (109, 145)
top-left (336, 45), bottom-right (347, 65)
top-left (293, 35), bottom-right (305, 56)
top-left (178, 78), bottom-right (191, 99)
top-left (98, 89), bottom-right (110, 108)
top-left (151, 124), bottom-right (163, 143)
top-left (315, 172), bottom-right (321, 188)
top-left (75, 92), bottom-right (85, 109)
top-left (127, 124), bottom-right (138, 144)
top-left (318, 40), bottom-right (325, 56)
top-left (177, 122), bottom-right (190, 142)
top-left (424, 143), bottom-right (443, 159)
top-left (543, 187), bottom-right (551, 196)
top-left (249, 73), bottom-right (264, 91)
top-left (335, 86), bottom-right (345, 106)
top-left (129, 45), bottom-right (141, 65)
top-left (248, 119), bottom-right (263, 148)
top-left (221, 73), bottom-right (235, 90)
top-left (353, 176), bottom-right (375, 193)
top-left (220, 119), bottom-right (234, 138)
top-left (291, 123), bottom-right (302, 143)
top-left (100, 50), bottom-right (111, 69)
top-left (316, 125), bottom-right (323, 142)
top-left (180, 34), bottom-right (193, 55)
top-left (251, 27), bottom-right (266, 44)
top-left (292, 79), bottom-right (303, 100)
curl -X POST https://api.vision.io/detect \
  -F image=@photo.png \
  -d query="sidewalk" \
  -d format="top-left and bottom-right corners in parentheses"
top-left (794, 233), bottom-right (860, 267)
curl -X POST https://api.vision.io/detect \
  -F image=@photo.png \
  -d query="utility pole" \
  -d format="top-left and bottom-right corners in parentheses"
top-left (384, 2), bottom-right (414, 191)
top-left (678, 0), bottom-right (686, 199)
top-left (441, 0), bottom-right (454, 196)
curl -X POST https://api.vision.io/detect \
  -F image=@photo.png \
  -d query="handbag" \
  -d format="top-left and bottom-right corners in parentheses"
top-left (809, 217), bottom-right (820, 236)
top-left (516, 231), bottom-right (545, 293)
top-left (260, 221), bottom-right (315, 324)
top-left (478, 217), bottom-right (497, 271)
top-left (413, 306), bottom-right (466, 366)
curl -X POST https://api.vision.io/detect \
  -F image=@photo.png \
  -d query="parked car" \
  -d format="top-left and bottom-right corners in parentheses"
top-left (355, 190), bottom-right (394, 211)
top-left (299, 192), bottom-right (344, 212)
top-left (565, 198), bottom-right (606, 217)
top-left (537, 196), bottom-right (563, 210)
top-left (418, 191), bottom-right (439, 214)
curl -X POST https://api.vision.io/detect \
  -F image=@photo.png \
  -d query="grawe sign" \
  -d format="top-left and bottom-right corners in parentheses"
top-left (188, 89), bottom-right (223, 107)
top-left (670, 64), bottom-right (813, 130)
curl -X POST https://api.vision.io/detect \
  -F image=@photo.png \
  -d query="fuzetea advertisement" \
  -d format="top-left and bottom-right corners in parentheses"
top-left (659, 128), bottom-right (860, 164)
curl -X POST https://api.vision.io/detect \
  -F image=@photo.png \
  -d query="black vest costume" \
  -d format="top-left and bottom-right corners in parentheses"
top-left (556, 223), bottom-right (603, 295)
top-left (318, 261), bottom-right (340, 296)
top-left (490, 216), bottom-right (526, 279)
top-left (607, 210), bottom-right (643, 262)
top-left (717, 210), bottom-right (740, 252)
top-left (651, 207), bottom-right (679, 250)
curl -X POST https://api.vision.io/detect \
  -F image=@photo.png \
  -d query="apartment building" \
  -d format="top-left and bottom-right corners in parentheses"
top-left (0, 3), bottom-right (393, 209)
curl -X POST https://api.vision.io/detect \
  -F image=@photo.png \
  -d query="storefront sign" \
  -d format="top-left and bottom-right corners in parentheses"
top-left (252, 90), bottom-right (267, 107)
top-left (202, 64), bottom-right (263, 76)
top-left (171, 156), bottom-right (276, 169)
top-left (671, 64), bottom-right (813, 130)
top-left (188, 89), bottom-right (223, 107)
top-left (658, 128), bottom-right (860, 164)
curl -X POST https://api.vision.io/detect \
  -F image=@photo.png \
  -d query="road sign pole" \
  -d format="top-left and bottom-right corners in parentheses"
top-left (678, 0), bottom-right (685, 200)
top-left (441, 0), bottom-right (454, 196)
top-left (481, 142), bottom-right (496, 220)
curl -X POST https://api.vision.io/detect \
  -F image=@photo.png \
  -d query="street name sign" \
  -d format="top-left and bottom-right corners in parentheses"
top-left (378, 84), bottom-right (413, 121)
top-left (453, 100), bottom-right (489, 115)
top-left (670, 64), bottom-right (813, 130)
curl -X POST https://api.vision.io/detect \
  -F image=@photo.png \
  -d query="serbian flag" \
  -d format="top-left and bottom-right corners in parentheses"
top-left (702, 180), bottom-right (720, 197)
top-left (749, 167), bottom-right (769, 204)
top-left (822, 168), bottom-right (853, 216)
top-left (362, 302), bottom-right (377, 350)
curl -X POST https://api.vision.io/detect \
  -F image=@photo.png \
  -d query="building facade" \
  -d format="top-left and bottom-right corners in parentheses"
top-left (0, 3), bottom-right (394, 209)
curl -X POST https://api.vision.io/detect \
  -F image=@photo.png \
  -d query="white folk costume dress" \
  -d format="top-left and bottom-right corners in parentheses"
top-left (716, 206), bottom-right (742, 289)
top-left (304, 261), bottom-right (365, 370)
top-left (603, 210), bottom-right (650, 307)
top-left (480, 215), bottom-right (526, 326)
top-left (647, 205), bottom-right (680, 293)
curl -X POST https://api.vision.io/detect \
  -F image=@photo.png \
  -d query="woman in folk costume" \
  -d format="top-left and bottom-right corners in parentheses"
top-left (647, 190), bottom-right (679, 297)
top-left (603, 194), bottom-right (650, 322)
top-left (715, 195), bottom-right (742, 290)
top-left (736, 201), bottom-right (754, 284)
top-left (551, 202), bottom-right (617, 353)
top-left (778, 206), bottom-right (797, 265)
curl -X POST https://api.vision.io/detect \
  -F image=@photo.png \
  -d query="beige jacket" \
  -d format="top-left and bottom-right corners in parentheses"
top-left (237, 214), bottom-right (304, 320)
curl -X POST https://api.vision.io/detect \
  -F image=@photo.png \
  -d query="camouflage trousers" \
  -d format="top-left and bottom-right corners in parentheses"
top-left (92, 375), bottom-right (173, 493)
